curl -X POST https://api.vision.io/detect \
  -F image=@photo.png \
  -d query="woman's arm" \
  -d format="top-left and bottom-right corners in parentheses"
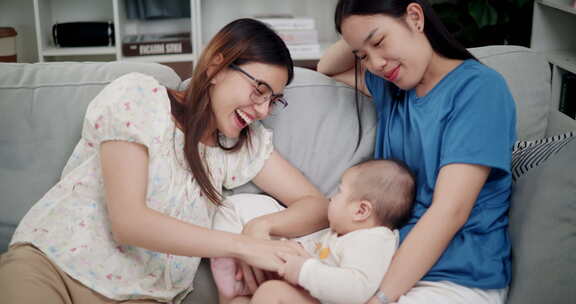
top-left (317, 39), bottom-right (356, 76)
top-left (317, 39), bottom-right (371, 96)
top-left (100, 141), bottom-right (295, 270)
top-left (251, 150), bottom-right (330, 238)
top-left (370, 163), bottom-right (490, 302)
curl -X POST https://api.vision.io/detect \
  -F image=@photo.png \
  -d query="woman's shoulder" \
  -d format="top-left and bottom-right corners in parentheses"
top-left (111, 72), bottom-right (160, 86)
top-left (91, 72), bottom-right (170, 111)
top-left (458, 59), bottom-right (507, 85)
top-left (84, 72), bottom-right (173, 140)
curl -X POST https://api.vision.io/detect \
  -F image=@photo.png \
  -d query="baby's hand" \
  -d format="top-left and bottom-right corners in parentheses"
top-left (276, 242), bottom-right (313, 285)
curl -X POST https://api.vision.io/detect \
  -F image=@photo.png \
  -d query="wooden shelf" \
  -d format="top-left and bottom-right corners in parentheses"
top-left (546, 50), bottom-right (576, 74)
top-left (42, 46), bottom-right (116, 56)
top-left (118, 53), bottom-right (195, 63)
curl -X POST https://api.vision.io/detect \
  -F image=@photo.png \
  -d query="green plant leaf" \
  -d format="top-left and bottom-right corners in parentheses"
top-left (512, 0), bottom-right (532, 8)
top-left (468, 0), bottom-right (498, 28)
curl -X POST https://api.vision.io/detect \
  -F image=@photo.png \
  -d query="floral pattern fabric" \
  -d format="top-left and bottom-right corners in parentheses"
top-left (11, 73), bottom-right (273, 303)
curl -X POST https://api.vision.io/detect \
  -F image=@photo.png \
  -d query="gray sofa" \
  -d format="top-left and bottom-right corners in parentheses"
top-left (1, 45), bottom-right (575, 303)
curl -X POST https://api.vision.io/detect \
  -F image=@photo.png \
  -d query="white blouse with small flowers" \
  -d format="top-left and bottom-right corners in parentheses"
top-left (10, 72), bottom-right (273, 303)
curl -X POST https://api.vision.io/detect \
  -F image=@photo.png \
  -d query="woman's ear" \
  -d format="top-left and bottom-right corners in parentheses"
top-left (405, 2), bottom-right (425, 33)
top-left (353, 200), bottom-right (373, 222)
top-left (207, 53), bottom-right (225, 84)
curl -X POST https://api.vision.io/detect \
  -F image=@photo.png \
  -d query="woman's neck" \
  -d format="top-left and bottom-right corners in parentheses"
top-left (415, 53), bottom-right (463, 97)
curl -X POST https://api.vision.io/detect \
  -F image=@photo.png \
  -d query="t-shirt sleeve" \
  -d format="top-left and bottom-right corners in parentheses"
top-left (82, 73), bottom-right (167, 149)
top-left (440, 70), bottom-right (517, 173)
top-left (223, 122), bottom-right (274, 189)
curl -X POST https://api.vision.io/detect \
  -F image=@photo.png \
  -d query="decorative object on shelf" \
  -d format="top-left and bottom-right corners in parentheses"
top-left (559, 73), bottom-right (576, 119)
top-left (52, 21), bottom-right (115, 47)
top-left (122, 32), bottom-right (192, 57)
top-left (573, 0), bottom-right (576, 9)
top-left (254, 14), bottom-right (320, 59)
top-left (0, 27), bottom-right (17, 62)
top-left (125, 0), bottom-right (191, 20)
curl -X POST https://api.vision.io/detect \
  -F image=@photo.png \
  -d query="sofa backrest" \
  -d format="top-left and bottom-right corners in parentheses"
top-left (0, 45), bottom-right (553, 252)
top-left (469, 45), bottom-right (551, 141)
top-left (0, 62), bottom-right (180, 252)
top-left (231, 67), bottom-right (377, 198)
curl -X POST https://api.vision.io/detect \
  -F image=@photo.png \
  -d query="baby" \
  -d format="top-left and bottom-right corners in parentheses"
top-left (214, 159), bottom-right (416, 304)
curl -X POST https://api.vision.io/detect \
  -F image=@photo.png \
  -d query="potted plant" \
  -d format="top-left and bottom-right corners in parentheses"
top-left (432, 0), bottom-right (533, 47)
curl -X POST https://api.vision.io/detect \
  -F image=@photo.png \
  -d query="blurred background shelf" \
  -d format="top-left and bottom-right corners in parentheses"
top-left (27, 0), bottom-right (340, 71)
top-left (532, 0), bottom-right (576, 114)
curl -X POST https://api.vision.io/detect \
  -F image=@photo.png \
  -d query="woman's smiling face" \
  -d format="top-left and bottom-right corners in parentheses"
top-left (208, 62), bottom-right (288, 140)
top-left (341, 13), bottom-right (432, 90)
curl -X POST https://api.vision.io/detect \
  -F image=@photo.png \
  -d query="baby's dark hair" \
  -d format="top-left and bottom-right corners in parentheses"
top-left (347, 159), bottom-right (415, 229)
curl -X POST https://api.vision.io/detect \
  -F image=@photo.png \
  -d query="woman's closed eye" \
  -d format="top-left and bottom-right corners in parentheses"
top-left (373, 36), bottom-right (385, 48)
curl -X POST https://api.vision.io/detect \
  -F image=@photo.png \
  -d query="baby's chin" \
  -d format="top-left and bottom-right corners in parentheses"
top-left (329, 224), bottom-right (348, 236)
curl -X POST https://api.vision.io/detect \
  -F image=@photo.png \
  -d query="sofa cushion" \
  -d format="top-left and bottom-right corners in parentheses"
top-left (470, 46), bottom-right (551, 141)
top-left (231, 67), bottom-right (377, 197)
top-left (507, 138), bottom-right (576, 303)
top-left (0, 62), bottom-right (181, 252)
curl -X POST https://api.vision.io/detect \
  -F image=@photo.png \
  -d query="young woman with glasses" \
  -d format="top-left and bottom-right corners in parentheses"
top-left (0, 18), bottom-right (329, 304)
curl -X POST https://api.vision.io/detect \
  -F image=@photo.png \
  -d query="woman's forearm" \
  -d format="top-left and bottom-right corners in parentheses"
top-left (112, 205), bottom-right (249, 259)
top-left (379, 203), bottom-right (469, 301)
top-left (378, 164), bottom-right (487, 301)
top-left (255, 195), bottom-right (329, 238)
top-left (317, 39), bottom-right (356, 76)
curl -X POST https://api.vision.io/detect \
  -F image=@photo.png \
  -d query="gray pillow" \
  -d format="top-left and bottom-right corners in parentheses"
top-left (507, 137), bottom-right (576, 303)
top-left (231, 67), bottom-right (377, 197)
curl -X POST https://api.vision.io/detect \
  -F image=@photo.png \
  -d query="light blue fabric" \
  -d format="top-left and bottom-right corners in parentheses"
top-left (366, 59), bottom-right (516, 289)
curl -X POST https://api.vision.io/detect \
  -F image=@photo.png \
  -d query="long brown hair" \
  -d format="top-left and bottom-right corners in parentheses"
top-left (168, 18), bottom-right (294, 205)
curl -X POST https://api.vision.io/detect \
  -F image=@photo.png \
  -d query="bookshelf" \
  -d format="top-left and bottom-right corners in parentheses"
top-left (32, 0), bottom-right (338, 65)
top-left (33, 0), bottom-right (198, 63)
top-left (531, 0), bottom-right (576, 113)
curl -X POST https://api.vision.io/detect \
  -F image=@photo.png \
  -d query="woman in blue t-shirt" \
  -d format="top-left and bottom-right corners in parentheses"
top-left (318, 1), bottom-right (516, 303)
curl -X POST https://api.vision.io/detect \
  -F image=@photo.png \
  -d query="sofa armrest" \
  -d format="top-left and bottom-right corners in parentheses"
top-left (545, 110), bottom-right (576, 137)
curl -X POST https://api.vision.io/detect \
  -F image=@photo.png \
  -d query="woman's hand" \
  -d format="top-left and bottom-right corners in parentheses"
top-left (277, 241), bottom-right (312, 285)
top-left (237, 218), bottom-right (302, 293)
top-left (238, 218), bottom-right (272, 293)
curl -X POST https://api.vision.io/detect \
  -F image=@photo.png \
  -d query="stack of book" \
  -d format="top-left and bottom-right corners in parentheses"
top-left (255, 15), bottom-right (320, 60)
top-left (122, 32), bottom-right (192, 57)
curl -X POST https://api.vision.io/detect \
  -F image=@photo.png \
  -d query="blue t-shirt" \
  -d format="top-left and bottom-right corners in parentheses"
top-left (365, 59), bottom-right (516, 289)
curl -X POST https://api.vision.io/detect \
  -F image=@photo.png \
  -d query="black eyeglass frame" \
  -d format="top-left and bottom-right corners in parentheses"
top-left (229, 64), bottom-right (288, 109)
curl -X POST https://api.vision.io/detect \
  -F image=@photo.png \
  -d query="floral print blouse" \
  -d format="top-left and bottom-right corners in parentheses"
top-left (11, 73), bottom-right (273, 303)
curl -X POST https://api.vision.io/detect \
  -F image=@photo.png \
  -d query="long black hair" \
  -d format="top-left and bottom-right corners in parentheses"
top-left (335, 0), bottom-right (477, 99)
top-left (334, 0), bottom-right (476, 149)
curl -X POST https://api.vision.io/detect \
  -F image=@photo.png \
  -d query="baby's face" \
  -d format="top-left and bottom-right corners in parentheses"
top-left (328, 175), bottom-right (355, 235)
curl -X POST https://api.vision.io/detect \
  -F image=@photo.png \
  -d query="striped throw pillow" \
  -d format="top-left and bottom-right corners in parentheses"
top-left (512, 131), bottom-right (575, 182)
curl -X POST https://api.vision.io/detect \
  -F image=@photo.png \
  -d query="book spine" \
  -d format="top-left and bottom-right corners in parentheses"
top-left (559, 73), bottom-right (569, 114)
top-left (287, 44), bottom-right (321, 58)
top-left (122, 40), bottom-right (192, 57)
top-left (277, 29), bottom-right (318, 45)
top-left (255, 18), bottom-right (315, 30)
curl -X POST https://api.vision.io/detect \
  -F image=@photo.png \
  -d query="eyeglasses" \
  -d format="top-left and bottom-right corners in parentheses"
top-left (230, 64), bottom-right (288, 114)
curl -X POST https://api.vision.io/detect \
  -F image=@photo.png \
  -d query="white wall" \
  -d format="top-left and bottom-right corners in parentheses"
top-left (0, 0), bottom-right (38, 63)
